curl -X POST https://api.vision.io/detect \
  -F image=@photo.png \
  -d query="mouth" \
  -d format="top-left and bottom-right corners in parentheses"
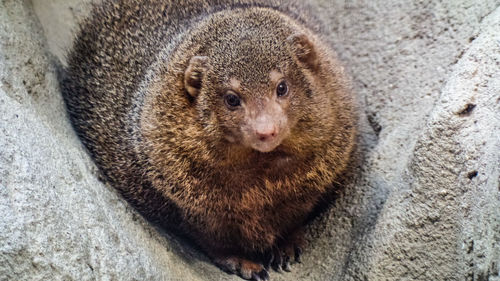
top-left (250, 140), bottom-right (282, 153)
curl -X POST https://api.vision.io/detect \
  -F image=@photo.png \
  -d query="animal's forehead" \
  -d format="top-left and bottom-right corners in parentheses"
top-left (203, 12), bottom-right (296, 85)
top-left (209, 36), bottom-right (290, 85)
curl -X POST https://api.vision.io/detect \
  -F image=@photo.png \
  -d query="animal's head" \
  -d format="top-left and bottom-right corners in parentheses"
top-left (184, 8), bottom-right (341, 155)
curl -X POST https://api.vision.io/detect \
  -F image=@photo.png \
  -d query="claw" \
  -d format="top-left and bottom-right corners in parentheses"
top-left (283, 255), bottom-right (291, 272)
top-left (276, 264), bottom-right (283, 273)
top-left (295, 246), bottom-right (303, 263)
top-left (271, 248), bottom-right (283, 272)
top-left (263, 251), bottom-right (273, 270)
top-left (251, 272), bottom-right (262, 281)
top-left (259, 269), bottom-right (270, 281)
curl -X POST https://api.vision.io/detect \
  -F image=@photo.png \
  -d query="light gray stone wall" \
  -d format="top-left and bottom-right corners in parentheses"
top-left (1, 0), bottom-right (499, 280)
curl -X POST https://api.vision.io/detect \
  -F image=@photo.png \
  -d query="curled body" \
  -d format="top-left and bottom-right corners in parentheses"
top-left (61, 0), bottom-right (356, 279)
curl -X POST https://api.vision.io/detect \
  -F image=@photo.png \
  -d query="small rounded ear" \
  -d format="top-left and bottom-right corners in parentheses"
top-left (287, 34), bottom-right (319, 71)
top-left (184, 56), bottom-right (208, 99)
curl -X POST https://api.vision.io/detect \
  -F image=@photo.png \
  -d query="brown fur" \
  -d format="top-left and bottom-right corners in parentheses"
top-left (61, 0), bottom-right (356, 279)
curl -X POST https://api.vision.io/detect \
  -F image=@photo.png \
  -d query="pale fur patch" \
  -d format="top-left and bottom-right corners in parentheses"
top-left (269, 69), bottom-right (282, 83)
top-left (229, 78), bottom-right (241, 90)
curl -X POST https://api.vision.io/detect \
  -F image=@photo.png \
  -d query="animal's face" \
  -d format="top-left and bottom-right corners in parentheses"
top-left (184, 12), bottom-right (326, 154)
top-left (208, 70), bottom-right (295, 153)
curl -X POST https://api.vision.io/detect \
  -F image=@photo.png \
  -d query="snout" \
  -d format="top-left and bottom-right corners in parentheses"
top-left (255, 121), bottom-right (278, 142)
top-left (249, 115), bottom-right (285, 153)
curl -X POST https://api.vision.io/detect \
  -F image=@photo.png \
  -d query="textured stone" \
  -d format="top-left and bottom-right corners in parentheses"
top-left (1, 0), bottom-right (499, 280)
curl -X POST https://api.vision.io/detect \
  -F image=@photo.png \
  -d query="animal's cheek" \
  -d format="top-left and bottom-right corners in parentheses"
top-left (238, 121), bottom-right (256, 144)
top-left (284, 102), bottom-right (303, 125)
top-left (218, 116), bottom-right (247, 143)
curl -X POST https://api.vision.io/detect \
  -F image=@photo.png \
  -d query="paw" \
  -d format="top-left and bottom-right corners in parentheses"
top-left (264, 231), bottom-right (305, 272)
top-left (215, 256), bottom-right (270, 281)
top-left (264, 245), bottom-right (302, 272)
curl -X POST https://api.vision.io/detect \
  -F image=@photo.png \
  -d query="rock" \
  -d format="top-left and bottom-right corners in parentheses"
top-left (1, 0), bottom-right (499, 280)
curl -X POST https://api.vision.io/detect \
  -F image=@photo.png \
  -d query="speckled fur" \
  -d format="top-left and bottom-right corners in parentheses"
top-left (61, 0), bottom-right (356, 279)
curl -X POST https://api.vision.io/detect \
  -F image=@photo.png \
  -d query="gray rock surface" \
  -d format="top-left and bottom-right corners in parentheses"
top-left (1, 0), bottom-right (499, 280)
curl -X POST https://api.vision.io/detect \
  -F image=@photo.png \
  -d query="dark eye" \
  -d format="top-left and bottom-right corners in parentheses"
top-left (276, 80), bottom-right (288, 97)
top-left (224, 92), bottom-right (241, 109)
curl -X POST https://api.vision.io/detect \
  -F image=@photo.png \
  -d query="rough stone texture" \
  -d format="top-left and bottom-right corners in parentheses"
top-left (1, 0), bottom-right (499, 280)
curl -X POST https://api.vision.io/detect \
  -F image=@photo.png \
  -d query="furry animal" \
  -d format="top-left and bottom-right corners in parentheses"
top-left (61, 0), bottom-right (356, 280)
